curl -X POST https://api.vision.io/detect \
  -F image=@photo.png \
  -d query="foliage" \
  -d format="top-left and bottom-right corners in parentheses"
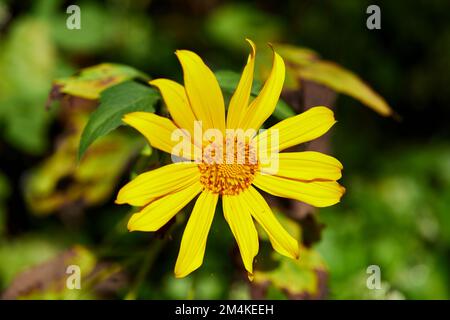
top-left (24, 106), bottom-right (141, 215)
top-left (276, 44), bottom-right (393, 116)
top-left (0, 17), bottom-right (57, 153)
top-left (0, 0), bottom-right (449, 301)
top-left (55, 63), bottom-right (149, 100)
top-left (77, 80), bottom-right (158, 159)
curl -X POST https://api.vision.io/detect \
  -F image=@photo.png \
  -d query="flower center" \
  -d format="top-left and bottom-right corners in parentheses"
top-left (198, 139), bottom-right (259, 195)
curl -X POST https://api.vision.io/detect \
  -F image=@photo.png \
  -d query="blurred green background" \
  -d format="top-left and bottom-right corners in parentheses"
top-left (0, 0), bottom-right (449, 299)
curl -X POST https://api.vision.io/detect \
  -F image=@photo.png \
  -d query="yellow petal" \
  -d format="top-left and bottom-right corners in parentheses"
top-left (223, 194), bottom-right (259, 276)
top-left (241, 187), bottom-right (299, 259)
top-left (255, 106), bottom-right (336, 154)
top-left (227, 39), bottom-right (256, 129)
top-left (123, 112), bottom-right (198, 160)
top-left (174, 191), bottom-right (218, 278)
top-left (253, 172), bottom-right (345, 207)
top-left (238, 46), bottom-right (285, 130)
top-left (115, 163), bottom-right (199, 206)
top-left (149, 79), bottom-right (197, 136)
top-left (175, 50), bottom-right (225, 131)
top-left (261, 151), bottom-right (343, 181)
top-left (127, 181), bottom-right (202, 232)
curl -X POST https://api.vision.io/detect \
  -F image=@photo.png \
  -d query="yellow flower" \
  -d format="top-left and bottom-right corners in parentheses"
top-left (115, 40), bottom-right (345, 279)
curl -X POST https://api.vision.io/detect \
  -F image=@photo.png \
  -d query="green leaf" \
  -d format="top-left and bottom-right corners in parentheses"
top-left (55, 63), bottom-right (149, 100)
top-left (215, 70), bottom-right (295, 120)
top-left (78, 81), bottom-right (159, 160)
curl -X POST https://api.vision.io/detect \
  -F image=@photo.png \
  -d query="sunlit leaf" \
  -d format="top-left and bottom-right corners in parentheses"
top-left (275, 44), bottom-right (319, 66)
top-left (297, 62), bottom-right (392, 116)
top-left (55, 63), bottom-right (149, 100)
top-left (276, 44), bottom-right (393, 116)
